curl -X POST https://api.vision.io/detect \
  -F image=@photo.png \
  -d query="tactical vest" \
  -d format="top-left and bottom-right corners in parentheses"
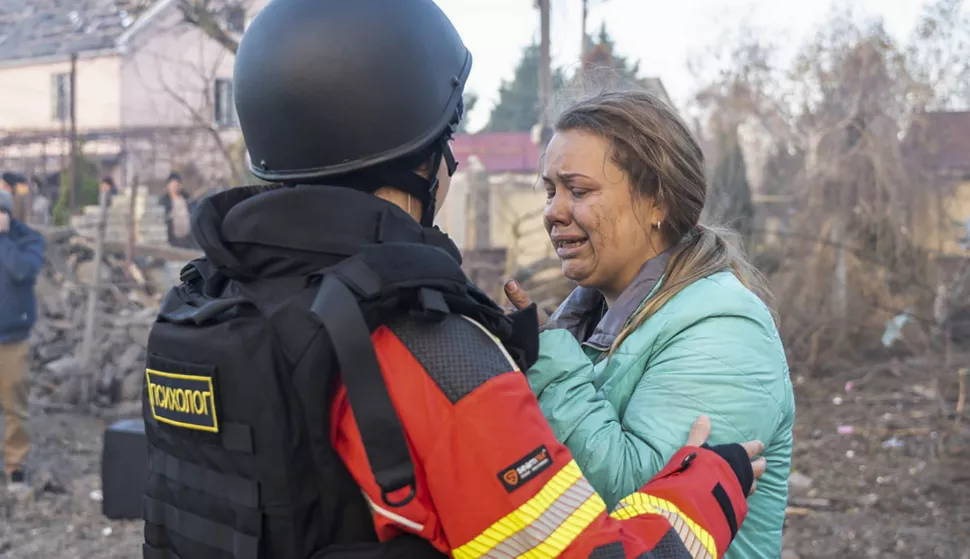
top-left (141, 241), bottom-right (538, 559)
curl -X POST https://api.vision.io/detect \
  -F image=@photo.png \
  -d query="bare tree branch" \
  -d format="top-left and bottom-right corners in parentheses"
top-left (688, 3), bottom-right (970, 370)
top-left (131, 33), bottom-right (244, 185)
top-left (174, 0), bottom-right (253, 55)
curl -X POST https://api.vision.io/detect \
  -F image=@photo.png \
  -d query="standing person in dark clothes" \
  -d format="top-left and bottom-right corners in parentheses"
top-left (0, 188), bottom-right (44, 494)
top-left (100, 176), bottom-right (119, 207)
top-left (158, 172), bottom-right (193, 248)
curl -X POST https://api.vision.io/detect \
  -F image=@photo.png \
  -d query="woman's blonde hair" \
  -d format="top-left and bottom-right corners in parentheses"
top-left (552, 90), bottom-right (774, 353)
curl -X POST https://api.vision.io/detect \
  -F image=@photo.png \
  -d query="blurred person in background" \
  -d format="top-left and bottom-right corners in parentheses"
top-left (30, 177), bottom-right (51, 226)
top-left (100, 176), bottom-right (119, 208)
top-left (158, 172), bottom-right (193, 248)
top-left (506, 89), bottom-right (795, 559)
top-left (0, 188), bottom-right (45, 493)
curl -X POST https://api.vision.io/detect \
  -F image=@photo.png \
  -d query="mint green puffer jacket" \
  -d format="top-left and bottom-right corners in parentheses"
top-left (526, 260), bottom-right (794, 559)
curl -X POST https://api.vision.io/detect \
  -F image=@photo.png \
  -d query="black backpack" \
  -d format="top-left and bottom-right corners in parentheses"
top-left (141, 242), bottom-right (538, 559)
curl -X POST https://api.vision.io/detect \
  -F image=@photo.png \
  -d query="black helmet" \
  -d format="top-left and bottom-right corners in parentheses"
top-left (234, 0), bottom-right (471, 225)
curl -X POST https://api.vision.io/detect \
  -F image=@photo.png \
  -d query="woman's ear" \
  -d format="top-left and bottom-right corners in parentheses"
top-left (649, 201), bottom-right (668, 229)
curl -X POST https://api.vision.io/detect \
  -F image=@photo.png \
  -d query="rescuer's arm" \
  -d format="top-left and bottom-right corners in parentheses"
top-left (331, 315), bottom-right (758, 558)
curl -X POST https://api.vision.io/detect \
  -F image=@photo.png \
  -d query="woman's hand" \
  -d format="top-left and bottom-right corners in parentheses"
top-left (685, 416), bottom-right (766, 497)
top-left (504, 280), bottom-right (549, 326)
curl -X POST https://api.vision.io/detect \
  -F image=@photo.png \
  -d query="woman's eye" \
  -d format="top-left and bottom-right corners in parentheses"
top-left (570, 188), bottom-right (588, 198)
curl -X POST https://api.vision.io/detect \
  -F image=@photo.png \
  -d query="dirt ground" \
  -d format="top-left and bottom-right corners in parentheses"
top-left (782, 363), bottom-right (970, 559)
top-left (1, 365), bottom-right (968, 559)
top-left (0, 406), bottom-right (144, 559)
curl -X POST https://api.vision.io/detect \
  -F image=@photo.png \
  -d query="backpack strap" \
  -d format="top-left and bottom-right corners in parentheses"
top-left (309, 259), bottom-right (417, 508)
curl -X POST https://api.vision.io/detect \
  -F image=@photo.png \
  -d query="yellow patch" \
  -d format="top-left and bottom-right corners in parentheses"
top-left (145, 369), bottom-right (219, 433)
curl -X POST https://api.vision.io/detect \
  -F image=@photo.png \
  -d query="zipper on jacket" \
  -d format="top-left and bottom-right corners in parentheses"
top-left (655, 451), bottom-right (697, 481)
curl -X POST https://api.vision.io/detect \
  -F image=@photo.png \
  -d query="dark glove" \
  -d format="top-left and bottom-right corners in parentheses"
top-left (702, 442), bottom-right (754, 496)
top-left (507, 303), bottom-right (539, 370)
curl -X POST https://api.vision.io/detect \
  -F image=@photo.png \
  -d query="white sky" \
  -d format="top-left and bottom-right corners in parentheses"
top-left (433, 0), bottom-right (934, 132)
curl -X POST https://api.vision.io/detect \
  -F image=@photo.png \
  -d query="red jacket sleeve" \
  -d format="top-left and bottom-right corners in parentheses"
top-left (331, 315), bottom-right (747, 559)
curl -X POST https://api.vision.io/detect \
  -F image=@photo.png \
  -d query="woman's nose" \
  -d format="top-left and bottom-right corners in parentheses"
top-left (544, 190), bottom-right (570, 225)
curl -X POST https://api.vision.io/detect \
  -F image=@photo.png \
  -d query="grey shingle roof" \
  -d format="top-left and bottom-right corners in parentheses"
top-left (0, 0), bottom-right (149, 62)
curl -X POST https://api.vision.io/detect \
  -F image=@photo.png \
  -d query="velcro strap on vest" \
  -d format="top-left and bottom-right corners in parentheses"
top-left (222, 422), bottom-right (254, 454)
top-left (413, 287), bottom-right (449, 321)
top-left (143, 496), bottom-right (260, 559)
top-left (150, 450), bottom-right (259, 508)
top-left (329, 257), bottom-right (383, 299)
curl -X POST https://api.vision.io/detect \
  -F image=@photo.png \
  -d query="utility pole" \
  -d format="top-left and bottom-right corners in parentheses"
top-left (581, 0), bottom-right (589, 58)
top-left (79, 185), bottom-right (108, 401)
top-left (537, 0), bottom-right (553, 146)
top-left (68, 52), bottom-right (79, 213)
top-left (576, 0), bottom-right (589, 83)
top-left (126, 172), bottom-right (139, 268)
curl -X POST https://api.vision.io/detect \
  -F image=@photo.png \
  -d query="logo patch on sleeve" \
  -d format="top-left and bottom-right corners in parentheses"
top-left (146, 369), bottom-right (219, 433)
top-left (497, 445), bottom-right (553, 492)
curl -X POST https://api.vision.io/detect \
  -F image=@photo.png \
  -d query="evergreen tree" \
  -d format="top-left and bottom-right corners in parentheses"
top-left (580, 23), bottom-right (643, 87)
top-left (483, 25), bottom-right (653, 132)
top-left (484, 43), bottom-right (567, 132)
top-left (52, 141), bottom-right (102, 226)
top-left (456, 92), bottom-right (479, 134)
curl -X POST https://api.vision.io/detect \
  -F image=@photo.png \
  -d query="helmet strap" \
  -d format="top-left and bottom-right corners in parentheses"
top-left (336, 136), bottom-right (457, 228)
top-left (420, 141), bottom-right (446, 228)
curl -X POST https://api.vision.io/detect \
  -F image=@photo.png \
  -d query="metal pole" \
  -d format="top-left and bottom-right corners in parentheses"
top-left (127, 174), bottom-right (139, 266)
top-left (538, 0), bottom-right (553, 146)
top-left (69, 52), bottom-right (79, 213)
top-left (581, 0), bottom-right (589, 58)
top-left (79, 187), bottom-right (109, 400)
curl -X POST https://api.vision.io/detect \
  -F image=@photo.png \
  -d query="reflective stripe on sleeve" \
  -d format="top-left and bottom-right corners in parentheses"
top-left (452, 460), bottom-right (606, 559)
top-left (610, 493), bottom-right (716, 559)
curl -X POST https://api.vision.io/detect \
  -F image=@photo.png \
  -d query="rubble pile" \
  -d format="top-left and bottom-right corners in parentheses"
top-left (28, 227), bottom-right (194, 409)
top-left (69, 186), bottom-right (169, 245)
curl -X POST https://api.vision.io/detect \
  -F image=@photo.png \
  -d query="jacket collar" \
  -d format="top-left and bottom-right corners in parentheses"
top-left (549, 249), bottom-right (672, 350)
top-left (192, 184), bottom-right (462, 280)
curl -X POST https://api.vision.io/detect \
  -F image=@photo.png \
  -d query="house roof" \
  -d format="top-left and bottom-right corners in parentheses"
top-left (904, 111), bottom-right (970, 174)
top-left (0, 0), bottom-right (149, 63)
top-left (451, 131), bottom-right (541, 174)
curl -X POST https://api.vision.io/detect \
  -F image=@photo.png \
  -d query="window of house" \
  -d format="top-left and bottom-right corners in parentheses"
top-left (214, 78), bottom-right (235, 127)
top-left (52, 72), bottom-right (72, 121)
top-left (225, 7), bottom-right (246, 33)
